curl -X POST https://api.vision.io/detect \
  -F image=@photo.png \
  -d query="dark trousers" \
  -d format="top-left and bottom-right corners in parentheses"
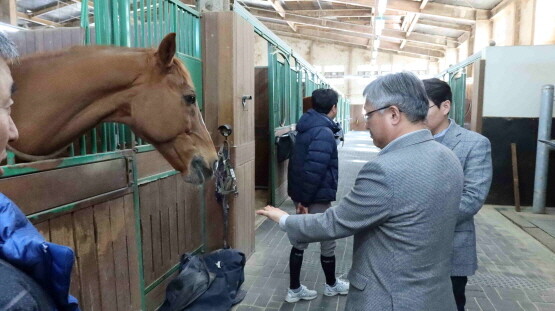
top-left (451, 276), bottom-right (468, 311)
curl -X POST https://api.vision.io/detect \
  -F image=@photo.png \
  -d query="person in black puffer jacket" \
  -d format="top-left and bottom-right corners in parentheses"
top-left (284, 89), bottom-right (350, 304)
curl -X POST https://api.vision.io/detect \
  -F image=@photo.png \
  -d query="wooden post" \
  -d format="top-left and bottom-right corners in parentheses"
top-left (0, 0), bottom-right (17, 25)
top-left (202, 11), bottom-right (255, 257)
top-left (511, 143), bottom-right (521, 212)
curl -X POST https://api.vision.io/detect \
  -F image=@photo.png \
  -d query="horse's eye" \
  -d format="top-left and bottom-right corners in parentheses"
top-left (183, 95), bottom-right (196, 104)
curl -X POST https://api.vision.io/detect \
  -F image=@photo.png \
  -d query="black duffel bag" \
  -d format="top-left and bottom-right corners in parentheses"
top-left (160, 248), bottom-right (246, 311)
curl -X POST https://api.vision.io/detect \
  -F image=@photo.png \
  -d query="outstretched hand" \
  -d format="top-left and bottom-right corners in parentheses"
top-left (256, 205), bottom-right (289, 223)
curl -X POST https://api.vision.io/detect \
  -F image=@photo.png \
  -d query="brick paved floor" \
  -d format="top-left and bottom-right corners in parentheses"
top-left (234, 131), bottom-right (555, 311)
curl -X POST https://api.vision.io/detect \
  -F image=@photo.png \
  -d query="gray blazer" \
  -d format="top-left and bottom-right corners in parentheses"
top-left (284, 130), bottom-right (463, 311)
top-left (441, 121), bottom-right (492, 276)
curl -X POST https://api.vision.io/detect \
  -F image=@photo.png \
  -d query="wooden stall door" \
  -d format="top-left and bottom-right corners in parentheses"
top-left (203, 11), bottom-right (255, 258)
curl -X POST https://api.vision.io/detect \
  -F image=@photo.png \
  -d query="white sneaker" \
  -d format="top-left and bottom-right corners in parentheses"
top-left (285, 284), bottom-right (318, 303)
top-left (324, 278), bottom-right (349, 296)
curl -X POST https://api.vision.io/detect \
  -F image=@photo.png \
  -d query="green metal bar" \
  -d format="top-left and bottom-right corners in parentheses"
top-left (119, 124), bottom-right (126, 149)
top-left (80, 135), bottom-right (87, 155)
top-left (1, 150), bottom-right (129, 178)
top-left (69, 143), bottom-right (75, 157)
top-left (156, 0), bottom-right (161, 43)
top-left (6, 151), bottom-right (15, 165)
top-left (26, 188), bottom-right (129, 221)
top-left (112, 0), bottom-right (120, 45)
top-left (91, 128), bottom-right (97, 154)
top-left (147, 0), bottom-right (152, 46)
top-left (138, 170), bottom-right (179, 185)
top-left (195, 18), bottom-right (202, 58)
top-left (167, 0), bottom-right (200, 17)
top-left (139, 0), bottom-right (145, 47)
top-left (128, 150), bottom-right (146, 311)
top-left (119, 0), bottom-right (131, 47)
top-left (134, 144), bottom-right (156, 153)
top-left (101, 124), bottom-right (108, 152)
top-left (80, 0), bottom-right (90, 44)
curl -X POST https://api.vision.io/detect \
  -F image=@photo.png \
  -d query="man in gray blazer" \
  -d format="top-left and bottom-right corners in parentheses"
top-left (258, 72), bottom-right (464, 311)
top-left (423, 78), bottom-right (493, 311)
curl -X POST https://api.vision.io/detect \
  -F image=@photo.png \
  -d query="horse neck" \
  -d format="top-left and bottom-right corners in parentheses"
top-left (11, 48), bottom-right (148, 154)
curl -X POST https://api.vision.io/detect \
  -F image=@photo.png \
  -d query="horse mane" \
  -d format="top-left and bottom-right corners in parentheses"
top-left (17, 45), bottom-right (152, 66)
top-left (16, 44), bottom-right (194, 88)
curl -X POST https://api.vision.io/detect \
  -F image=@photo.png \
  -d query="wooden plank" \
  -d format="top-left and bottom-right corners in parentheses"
top-left (123, 193), bottom-right (141, 311)
top-left (511, 143), bottom-right (521, 212)
top-left (109, 197), bottom-right (132, 311)
top-left (145, 270), bottom-right (179, 311)
top-left (188, 182), bottom-right (203, 248)
top-left (0, 159), bottom-right (128, 215)
top-left (158, 178), bottom-right (171, 272)
top-left (50, 214), bottom-right (81, 303)
top-left (34, 220), bottom-right (50, 241)
top-left (136, 150), bottom-right (175, 180)
top-left (73, 207), bottom-right (101, 311)
top-left (167, 176), bottom-right (179, 262)
top-left (231, 141), bottom-right (255, 167)
top-left (139, 183), bottom-right (154, 284)
top-left (176, 178), bottom-right (188, 255)
top-left (94, 201), bottom-right (118, 311)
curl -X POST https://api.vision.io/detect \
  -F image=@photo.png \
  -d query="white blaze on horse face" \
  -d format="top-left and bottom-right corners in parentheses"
top-left (0, 59), bottom-right (18, 165)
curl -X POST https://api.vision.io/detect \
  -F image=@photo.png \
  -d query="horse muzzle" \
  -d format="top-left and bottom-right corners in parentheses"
top-left (183, 156), bottom-right (214, 185)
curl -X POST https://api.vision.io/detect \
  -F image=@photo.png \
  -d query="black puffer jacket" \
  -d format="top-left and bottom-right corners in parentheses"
top-left (288, 109), bottom-right (340, 206)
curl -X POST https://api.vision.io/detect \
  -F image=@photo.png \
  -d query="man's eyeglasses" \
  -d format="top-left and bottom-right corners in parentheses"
top-left (364, 105), bottom-right (401, 120)
top-left (429, 104), bottom-right (437, 109)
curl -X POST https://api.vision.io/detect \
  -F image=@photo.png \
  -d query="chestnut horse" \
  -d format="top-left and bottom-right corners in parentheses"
top-left (8, 33), bottom-right (217, 184)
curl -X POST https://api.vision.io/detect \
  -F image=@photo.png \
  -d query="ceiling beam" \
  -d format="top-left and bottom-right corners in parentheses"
top-left (491, 0), bottom-right (515, 18)
top-left (250, 8), bottom-right (458, 48)
top-left (302, 0), bottom-right (490, 22)
top-left (266, 22), bottom-right (443, 58)
top-left (418, 19), bottom-right (471, 32)
top-left (406, 13), bottom-right (419, 36)
top-left (287, 9), bottom-right (372, 17)
top-left (17, 12), bottom-right (60, 27)
top-left (267, 0), bottom-right (297, 31)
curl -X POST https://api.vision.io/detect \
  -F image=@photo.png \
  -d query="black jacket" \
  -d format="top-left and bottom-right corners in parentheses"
top-left (288, 109), bottom-right (339, 205)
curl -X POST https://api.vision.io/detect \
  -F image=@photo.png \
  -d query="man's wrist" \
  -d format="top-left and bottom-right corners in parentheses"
top-left (279, 215), bottom-right (289, 230)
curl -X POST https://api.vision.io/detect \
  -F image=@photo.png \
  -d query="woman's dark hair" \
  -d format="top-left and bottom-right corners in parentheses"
top-left (312, 88), bottom-right (338, 114)
top-left (422, 78), bottom-right (452, 107)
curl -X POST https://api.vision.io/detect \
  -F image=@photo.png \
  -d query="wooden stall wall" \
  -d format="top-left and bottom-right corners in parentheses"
top-left (136, 152), bottom-right (204, 310)
top-left (203, 11), bottom-right (256, 257)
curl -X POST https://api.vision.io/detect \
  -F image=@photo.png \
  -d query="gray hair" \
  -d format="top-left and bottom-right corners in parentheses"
top-left (363, 71), bottom-right (429, 123)
top-left (0, 31), bottom-right (19, 60)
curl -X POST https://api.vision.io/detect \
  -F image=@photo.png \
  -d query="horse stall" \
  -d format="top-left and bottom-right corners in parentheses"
top-left (1, 2), bottom-right (213, 310)
top-left (438, 45), bottom-right (555, 207)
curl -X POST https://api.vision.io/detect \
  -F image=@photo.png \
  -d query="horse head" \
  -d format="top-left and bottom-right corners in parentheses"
top-left (116, 33), bottom-right (217, 184)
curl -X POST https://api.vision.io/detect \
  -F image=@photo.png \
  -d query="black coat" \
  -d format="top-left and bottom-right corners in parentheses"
top-left (288, 109), bottom-right (339, 206)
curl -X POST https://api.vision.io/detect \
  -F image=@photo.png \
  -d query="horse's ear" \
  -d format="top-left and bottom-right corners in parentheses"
top-left (157, 33), bottom-right (176, 68)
